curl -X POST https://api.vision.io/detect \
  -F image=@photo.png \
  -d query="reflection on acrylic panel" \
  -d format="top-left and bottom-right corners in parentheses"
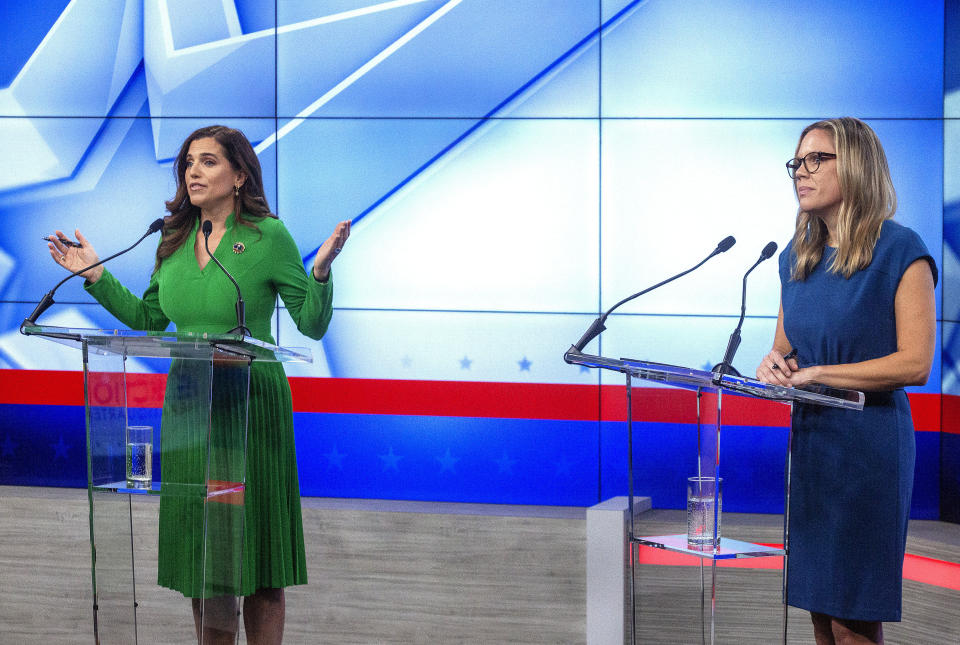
top-left (0, 0), bottom-right (948, 389)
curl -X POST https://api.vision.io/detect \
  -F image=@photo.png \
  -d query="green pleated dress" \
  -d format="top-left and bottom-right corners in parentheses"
top-left (86, 213), bottom-right (332, 597)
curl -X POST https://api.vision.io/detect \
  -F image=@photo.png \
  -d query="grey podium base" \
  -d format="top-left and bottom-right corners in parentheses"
top-left (586, 495), bottom-right (651, 645)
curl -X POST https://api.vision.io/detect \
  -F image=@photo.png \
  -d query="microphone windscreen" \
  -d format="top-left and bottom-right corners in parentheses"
top-left (201, 220), bottom-right (212, 236)
top-left (147, 218), bottom-right (165, 234)
top-left (760, 241), bottom-right (778, 259)
top-left (717, 236), bottom-right (736, 253)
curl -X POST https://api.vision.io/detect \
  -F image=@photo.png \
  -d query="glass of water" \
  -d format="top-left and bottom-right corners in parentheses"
top-left (125, 425), bottom-right (153, 489)
top-left (687, 476), bottom-right (722, 550)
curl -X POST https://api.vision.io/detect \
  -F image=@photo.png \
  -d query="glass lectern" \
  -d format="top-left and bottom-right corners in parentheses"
top-left (23, 324), bottom-right (311, 645)
top-left (565, 348), bottom-right (863, 645)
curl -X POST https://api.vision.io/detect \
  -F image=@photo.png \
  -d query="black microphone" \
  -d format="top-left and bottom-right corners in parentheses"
top-left (711, 240), bottom-right (778, 380)
top-left (21, 218), bottom-right (165, 331)
top-left (201, 219), bottom-right (250, 337)
top-left (565, 235), bottom-right (736, 360)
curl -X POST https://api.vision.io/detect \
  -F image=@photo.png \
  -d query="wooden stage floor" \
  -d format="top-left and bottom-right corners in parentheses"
top-left (1, 486), bottom-right (957, 644)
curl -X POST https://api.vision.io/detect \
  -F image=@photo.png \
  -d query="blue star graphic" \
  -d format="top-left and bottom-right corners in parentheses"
top-left (437, 448), bottom-right (459, 473)
top-left (51, 435), bottom-right (70, 461)
top-left (555, 455), bottom-right (572, 476)
top-left (579, 364), bottom-right (590, 374)
top-left (459, 356), bottom-right (472, 369)
top-left (379, 447), bottom-right (403, 472)
top-left (1, 435), bottom-right (16, 458)
top-left (495, 452), bottom-right (517, 474)
top-left (325, 445), bottom-right (346, 470)
top-left (701, 360), bottom-right (714, 372)
top-left (401, 356), bottom-right (412, 368)
top-left (518, 356), bottom-right (532, 371)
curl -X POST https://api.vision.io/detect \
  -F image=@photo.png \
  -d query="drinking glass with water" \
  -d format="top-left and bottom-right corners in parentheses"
top-left (687, 476), bottom-right (722, 550)
top-left (125, 425), bottom-right (153, 489)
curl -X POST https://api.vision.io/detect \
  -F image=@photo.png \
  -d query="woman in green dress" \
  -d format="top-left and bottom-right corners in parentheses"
top-left (47, 125), bottom-right (350, 644)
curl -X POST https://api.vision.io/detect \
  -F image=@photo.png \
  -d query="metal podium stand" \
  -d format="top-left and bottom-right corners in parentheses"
top-left (22, 324), bottom-right (311, 645)
top-left (565, 348), bottom-right (863, 645)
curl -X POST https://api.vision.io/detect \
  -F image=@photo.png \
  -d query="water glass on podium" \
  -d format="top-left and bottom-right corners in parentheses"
top-left (125, 425), bottom-right (153, 489)
top-left (687, 476), bottom-right (722, 550)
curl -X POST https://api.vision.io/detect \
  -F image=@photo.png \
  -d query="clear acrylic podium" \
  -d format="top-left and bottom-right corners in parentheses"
top-left (22, 324), bottom-right (311, 644)
top-left (565, 348), bottom-right (863, 645)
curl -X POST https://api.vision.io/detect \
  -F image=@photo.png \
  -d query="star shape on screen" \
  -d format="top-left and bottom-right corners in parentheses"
top-left (579, 364), bottom-right (590, 374)
top-left (379, 447), bottom-right (403, 472)
top-left (1, 435), bottom-right (16, 458)
top-left (518, 356), bottom-right (532, 371)
top-left (701, 361), bottom-right (713, 372)
top-left (325, 445), bottom-right (346, 470)
top-left (495, 452), bottom-right (517, 474)
top-left (401, 355), bottom-right (412, 368)
top-left (51, 435), bottom-right (70, 461)
top-left (437, 448), bottom-right (459, 474)
top-left (459, 356), bottom-right (472, 369)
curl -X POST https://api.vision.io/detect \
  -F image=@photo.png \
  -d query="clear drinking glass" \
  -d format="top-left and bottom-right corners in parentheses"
top-left (125, 425), bottom-right (153, 489)
top-left (687, 476), bottom-right (722, 550)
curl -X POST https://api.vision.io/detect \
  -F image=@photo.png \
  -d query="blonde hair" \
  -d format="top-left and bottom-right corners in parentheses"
top-left (790, 117), bottom-right (896, 281)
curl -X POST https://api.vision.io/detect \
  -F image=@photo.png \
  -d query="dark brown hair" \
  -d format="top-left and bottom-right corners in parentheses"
top-left (156, 125), bottom-right (277, 270)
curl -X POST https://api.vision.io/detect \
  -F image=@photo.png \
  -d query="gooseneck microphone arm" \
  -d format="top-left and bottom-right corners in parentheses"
top-left (21, 218), bottom-right (165, 331)
top-left (565, 235), bottom-right (736, 359)
top-left (201, 219), bottom-right (250, 338)
top-left (711, 240), bottom-right (778, 380)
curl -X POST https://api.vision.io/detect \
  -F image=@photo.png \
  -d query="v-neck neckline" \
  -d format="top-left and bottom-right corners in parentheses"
top-left (194, 214), bottom-right (233, 272)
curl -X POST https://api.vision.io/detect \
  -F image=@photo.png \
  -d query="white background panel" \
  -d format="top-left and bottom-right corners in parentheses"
top-left (600, 119), bottom-right (797, 318)
top-left (278, 308), bottom-right (601, 385)
top-left (324, 118), bottom-right (600, 312)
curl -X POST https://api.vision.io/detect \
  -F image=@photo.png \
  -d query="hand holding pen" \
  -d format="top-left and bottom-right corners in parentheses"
top-left (756, 347), bottom-right (800, 386)
top-left (45, 229), bottom-right (103, 282)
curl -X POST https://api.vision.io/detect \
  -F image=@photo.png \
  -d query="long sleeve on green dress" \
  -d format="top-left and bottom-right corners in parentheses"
top-left (83, 268), bottom-right (171, 332)
top-left (269, 221), bottom-right (333, 341)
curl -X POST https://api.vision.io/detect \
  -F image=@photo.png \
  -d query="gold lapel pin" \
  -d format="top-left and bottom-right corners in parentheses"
top-left (232, 242), bottom-right (245, 254)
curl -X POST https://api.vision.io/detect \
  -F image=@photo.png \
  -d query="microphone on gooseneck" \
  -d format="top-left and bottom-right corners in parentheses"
top-left (565, 235), bottom-right (737, 359)
top-left (201, 220), bottom-right (250, 338)
top-left (711, 241), bottom-right (778, 381)
top-left (21, 218), bottom-right (165, 331)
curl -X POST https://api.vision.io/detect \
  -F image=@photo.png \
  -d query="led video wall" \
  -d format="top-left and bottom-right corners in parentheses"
top-left (0, 0), bottom-right (953, 517)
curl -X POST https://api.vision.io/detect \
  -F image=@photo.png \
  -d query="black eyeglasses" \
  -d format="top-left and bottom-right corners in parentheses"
top-left (786, 151), bottom-right (837, 179)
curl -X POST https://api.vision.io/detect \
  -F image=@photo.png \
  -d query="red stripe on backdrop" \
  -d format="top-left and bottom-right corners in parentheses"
top-left (635, 544), bottom-right (960, 591)
top-left (0, 369), bottom-right (950, 429)
top-left (943, 394), bottom-right (960, 435)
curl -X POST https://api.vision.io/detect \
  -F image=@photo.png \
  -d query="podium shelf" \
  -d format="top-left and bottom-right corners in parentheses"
top-left (634, 533), bottom-right (785, 560)
top-left (92, 481), bottom-right (245, 500)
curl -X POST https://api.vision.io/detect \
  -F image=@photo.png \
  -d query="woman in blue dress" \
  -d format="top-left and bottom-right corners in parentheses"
top-left (755, 117), bottom-right (937, 645)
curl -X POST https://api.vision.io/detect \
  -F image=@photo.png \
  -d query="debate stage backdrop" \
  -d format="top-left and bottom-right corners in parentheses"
top-left (0, 0), bottom-right (957, 519)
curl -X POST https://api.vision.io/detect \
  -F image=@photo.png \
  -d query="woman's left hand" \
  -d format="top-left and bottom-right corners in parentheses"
top-left (784, 366), bottom-right (819, 388)
top-left (312, 220), bottom-right (351, 282)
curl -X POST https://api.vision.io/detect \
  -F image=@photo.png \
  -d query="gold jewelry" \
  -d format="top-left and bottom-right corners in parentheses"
top-left (234, 184), bottom-right (240, 196)
top-left (233, 242), bottom-right (245, 254)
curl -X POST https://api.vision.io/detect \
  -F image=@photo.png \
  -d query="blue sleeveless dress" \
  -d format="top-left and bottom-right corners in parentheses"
top-left (780, 220), bottom-right (936, 622)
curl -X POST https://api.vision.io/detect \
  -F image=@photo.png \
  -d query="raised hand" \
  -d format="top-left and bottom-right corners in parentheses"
top-left (47, 229), bottom-right (103, 283)
top-left (312, 220), bottom-right (351, 282)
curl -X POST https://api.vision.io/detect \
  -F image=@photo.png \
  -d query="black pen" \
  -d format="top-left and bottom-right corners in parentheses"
top-left (42, 236), bottom-right (82, 248)
top-left (772, 348), bottom-right (798, 370)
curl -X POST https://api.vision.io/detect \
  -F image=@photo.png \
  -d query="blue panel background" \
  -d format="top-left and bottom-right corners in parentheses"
top-left (0, 0), bottom-right (953, 519)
